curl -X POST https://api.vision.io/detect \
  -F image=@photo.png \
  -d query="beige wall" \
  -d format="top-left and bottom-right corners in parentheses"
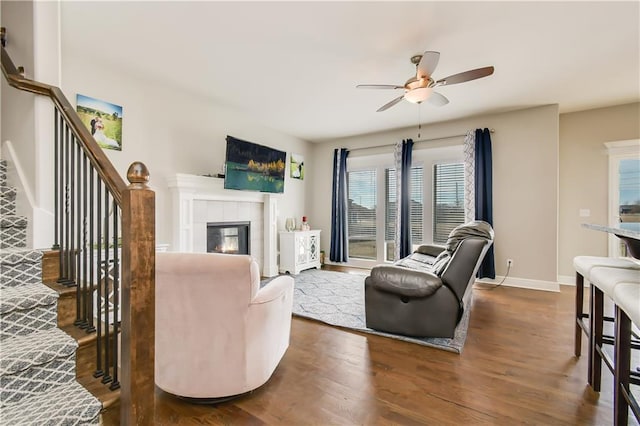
top-left (60, 55), bottom-right (313, 248)
top-left (1, 0), bottom-right (36, 189)
top-left (310, 104), bottom-right (559, 284)
top-left (558, 102), bottom-right (640, 278)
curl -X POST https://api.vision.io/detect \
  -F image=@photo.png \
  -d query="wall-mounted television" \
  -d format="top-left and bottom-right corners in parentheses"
top-left (224, 135), bottom-right (286, 193)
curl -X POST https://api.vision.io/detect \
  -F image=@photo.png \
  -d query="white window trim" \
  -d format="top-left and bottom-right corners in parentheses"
top-left (605, 139), bottom-right (640, 257)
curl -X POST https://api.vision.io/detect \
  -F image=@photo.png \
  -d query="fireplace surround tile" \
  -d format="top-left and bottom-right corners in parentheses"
top-left (168, 173), bottom-right (279, 277)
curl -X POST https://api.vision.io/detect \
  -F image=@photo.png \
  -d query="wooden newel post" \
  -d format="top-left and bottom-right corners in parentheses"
top-left (121, 161), bottom-right (155, 425)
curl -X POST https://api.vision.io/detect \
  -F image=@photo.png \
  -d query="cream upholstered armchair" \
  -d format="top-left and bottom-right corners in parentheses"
top-left (155, 252), bottom-right (294, 400)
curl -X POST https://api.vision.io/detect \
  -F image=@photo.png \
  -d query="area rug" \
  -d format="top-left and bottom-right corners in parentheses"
top-left (273, 269), bottom-right (471, 354)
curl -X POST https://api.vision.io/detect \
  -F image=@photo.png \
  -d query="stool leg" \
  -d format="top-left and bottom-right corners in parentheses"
top-left (589, 284), bottom-right (603, 391)
top-left (575, 272), bottom-right (585, 357)
top-left (614, 306), bottom-right (631, 426)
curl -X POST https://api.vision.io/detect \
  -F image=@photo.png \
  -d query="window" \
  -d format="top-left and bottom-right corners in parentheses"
top-left (606, 140), bottom-right (640, 256)
top-left (433, 163), bottom-right (465, 244)
top-left (385, 167), bottom-right (424, 261)
top-left (347, 170), bottom-right (377, 259)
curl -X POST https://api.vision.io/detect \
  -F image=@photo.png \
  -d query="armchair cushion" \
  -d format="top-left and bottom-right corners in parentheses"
top-left (370, 265), bottom-right (442, 298)
top-left (414, 244), bottom-right (445, 257)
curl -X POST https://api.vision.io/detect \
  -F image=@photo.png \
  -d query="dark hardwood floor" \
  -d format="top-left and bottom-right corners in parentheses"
top-left (101, 267), bottom-right (636, 425)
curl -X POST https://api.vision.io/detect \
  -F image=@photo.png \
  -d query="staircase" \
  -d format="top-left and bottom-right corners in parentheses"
top-left (0, 159), bottom-right (103, 424)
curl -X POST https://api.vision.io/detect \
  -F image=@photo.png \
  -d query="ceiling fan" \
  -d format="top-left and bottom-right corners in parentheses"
top-left (357, 51), bottom-right (495, 112)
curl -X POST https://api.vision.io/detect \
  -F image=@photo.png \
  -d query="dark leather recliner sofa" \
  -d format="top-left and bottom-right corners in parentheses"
top-left (364, 221), bottom-right (494, 338)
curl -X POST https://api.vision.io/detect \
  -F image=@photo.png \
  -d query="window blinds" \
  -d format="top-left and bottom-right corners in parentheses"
top-left (433, 163), bottom-right (465, 244)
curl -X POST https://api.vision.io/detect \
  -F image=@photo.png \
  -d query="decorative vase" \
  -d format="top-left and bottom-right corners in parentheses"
top-left (285, 217), bottom-right (296, 232)
top-left (301, 216), bottom-right (310, 231)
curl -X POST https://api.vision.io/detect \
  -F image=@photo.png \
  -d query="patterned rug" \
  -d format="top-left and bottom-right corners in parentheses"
top-left (281, 269), bottom-right (471, 353)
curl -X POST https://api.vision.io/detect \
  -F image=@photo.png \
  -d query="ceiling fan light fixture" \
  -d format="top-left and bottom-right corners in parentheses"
top-left (404, 87), bottom-right (433, 104)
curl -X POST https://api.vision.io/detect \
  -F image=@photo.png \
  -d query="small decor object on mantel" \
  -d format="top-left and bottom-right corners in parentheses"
top-left (285, 217), bottom-right (296, 232)
top-left (301, 216), bottom-right (310, 231)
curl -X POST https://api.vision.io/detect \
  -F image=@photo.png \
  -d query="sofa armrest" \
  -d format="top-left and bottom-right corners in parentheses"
top-left (369, 265), bottom-right (443, 297)
top-left (414, 244), bottom-right (445, 257)
top-left (252, 275), bottom-right (294, 305)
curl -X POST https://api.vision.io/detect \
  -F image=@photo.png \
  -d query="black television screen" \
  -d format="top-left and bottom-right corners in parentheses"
top-left (224, 135), bottom-right (286, 193)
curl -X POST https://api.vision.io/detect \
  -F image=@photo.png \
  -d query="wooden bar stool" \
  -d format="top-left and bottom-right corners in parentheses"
top-left (573, 257), bottom-right (640, 387)
top-left (588, 267), bottom-right (640, 425)
top-left (612, 281), bottom-right (640, 424)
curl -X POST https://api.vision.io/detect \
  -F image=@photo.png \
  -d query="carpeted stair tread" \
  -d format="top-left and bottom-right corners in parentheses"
top-left (0, 215), bottom-right (27, 228)
top-left (0, 354), bottom-right (76, 407)
top-left (0, 247), bottom-right (44, 265)
top-left (0, 227), bottom-right (27, 248)
top-left (0, 283), bottom-right (59, 340)
top-left (0, 380), bottom-right (102, 425)
top-left (0, 248), bottom-right (44, 288)
top-left (0, 328), bottom-right (77, 376)
top-left (0, 283), bottom-right (58, 314)
top-left (0, 185), bottom-right (16, 200)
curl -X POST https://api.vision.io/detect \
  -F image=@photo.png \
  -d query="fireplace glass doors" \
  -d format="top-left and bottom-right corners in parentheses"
top-left (207, 221), bottom-right (250, 255)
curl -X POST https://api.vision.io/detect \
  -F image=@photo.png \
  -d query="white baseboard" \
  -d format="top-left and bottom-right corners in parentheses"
top-left (475, 275), bottom-right (560, 292)
top-left (557, 274), bottom-right (581, 286)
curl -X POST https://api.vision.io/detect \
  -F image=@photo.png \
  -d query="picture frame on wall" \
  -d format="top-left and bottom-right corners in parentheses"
top-left (290, 153), bottom-right (304, 180)
top-left (76, 94), bottom-right (123, 151)
top-left (224, 136), bottom-right (286, 193)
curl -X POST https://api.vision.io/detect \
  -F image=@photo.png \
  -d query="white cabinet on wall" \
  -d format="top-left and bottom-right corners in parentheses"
top-left (279, 230), bottom-right (321, 275)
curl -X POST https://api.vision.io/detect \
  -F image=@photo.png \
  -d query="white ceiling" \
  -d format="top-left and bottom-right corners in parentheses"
top-left (61, 1), bottom-right (640, 142)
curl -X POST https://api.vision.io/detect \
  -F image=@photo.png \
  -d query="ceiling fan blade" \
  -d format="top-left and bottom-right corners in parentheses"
top-left (377, 95), bottom-right (405, 112)
top-left (357, 84), bottom-right (403, 90)
top-left (417, 51), bottom-right (440, 79)
top-left (427, 91), bottom-right (449, 107)
top-left (436, 66), bottom-right (495, 86)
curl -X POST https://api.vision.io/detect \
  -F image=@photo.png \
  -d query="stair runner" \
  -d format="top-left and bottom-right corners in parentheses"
top-left (0, 159), bottom-right (102, 424)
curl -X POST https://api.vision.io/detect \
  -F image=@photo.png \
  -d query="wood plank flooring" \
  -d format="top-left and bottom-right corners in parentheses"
top-left (101, 273), bottom-right (636, 425)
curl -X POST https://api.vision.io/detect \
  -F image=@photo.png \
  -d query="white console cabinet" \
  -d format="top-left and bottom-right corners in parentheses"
top-left (279, 230), bottom-right (321, 274)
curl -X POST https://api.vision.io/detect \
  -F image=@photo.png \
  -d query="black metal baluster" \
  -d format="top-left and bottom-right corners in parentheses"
top-left (52, 109), bottom-right (60, 251)
top-left (79, 149), bottom-right (89, 329)
top-left (110, 202), bottom-right (120, 390)
top-left (58, 124), bottom-right (72, 285)
top-left (102, 187), bottom-right (112, 384)
top-left (73, 143), bottom-right (82, 326)
top-left (93, 178), bottom-right (103, 379)
top-left (87, 166), bottom-right (96, 333)
top-left (70, 135), bottom-right (77, 286)
top-left (71, 139), bottom-right (81, 327)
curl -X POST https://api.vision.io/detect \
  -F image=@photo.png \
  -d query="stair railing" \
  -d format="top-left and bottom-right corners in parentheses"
top-left (1, 28), bottom-right (155, 424)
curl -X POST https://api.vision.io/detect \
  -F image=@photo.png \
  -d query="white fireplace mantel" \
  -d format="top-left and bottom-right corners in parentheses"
top-left (167, 173), bottom-right (279, 277)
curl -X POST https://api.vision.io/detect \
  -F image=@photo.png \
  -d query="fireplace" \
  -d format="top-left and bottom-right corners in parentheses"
top-left (168, 173), bottom-right (280, 277)
top-left (207, 221), bottom-right (251, 255)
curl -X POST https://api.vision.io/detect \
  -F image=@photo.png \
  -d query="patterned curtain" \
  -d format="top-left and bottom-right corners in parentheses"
top-left (394, 139), bottom-right (414, 260)
top-left (330, 148), bottom-right (349, 262)
top-left (463, 130), bottom-right (475, 223)
top-left (475, 128), bottom-right (495, 278)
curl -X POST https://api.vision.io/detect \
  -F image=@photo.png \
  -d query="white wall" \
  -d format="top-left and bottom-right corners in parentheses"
top-left (1, 0), bottom-right (37, 246)
top-left (1, 2), bottom-right (35, 179)
top-left (59, 55), bottom-right (312, 249)
top-left (310, 105), bottom-right (560, 287)
top-left (0, 1), bottom-right (60, 249)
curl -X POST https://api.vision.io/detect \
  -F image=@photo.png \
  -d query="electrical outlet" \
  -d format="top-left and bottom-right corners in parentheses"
top-left (506, 258), bottom-right (513, 267)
